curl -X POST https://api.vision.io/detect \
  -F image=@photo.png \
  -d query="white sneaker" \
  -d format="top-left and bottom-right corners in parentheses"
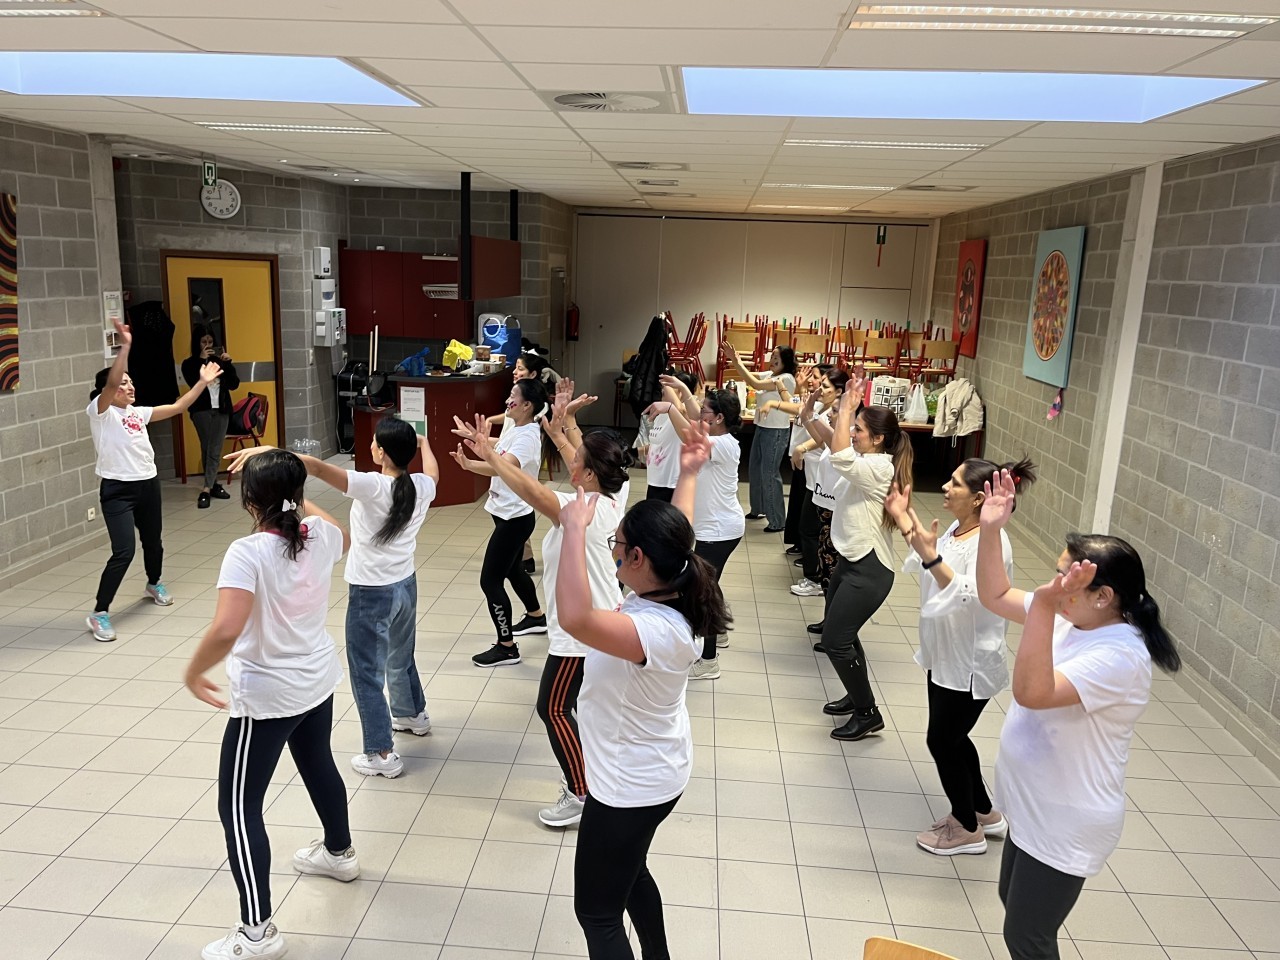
top-left (689, 657), bottom-right (720, 681)
top-left (292, 839), bottom-right (360, 882)
top-left (350, 751), bottom-right (404, 778)
top-left (790, 578), bottom-right (824, 597)
top-left (538, 786), bottom-right (585, 827)
top-left (391, 711), bottom-right (432, 736)
top-left (715, 634), bottom-right (730, 648)
top-left (202, 924), bottom-right (286, 960)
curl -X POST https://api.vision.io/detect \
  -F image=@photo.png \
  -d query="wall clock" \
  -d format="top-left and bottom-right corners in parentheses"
top-left (200, 179), bottom-right (242, 220)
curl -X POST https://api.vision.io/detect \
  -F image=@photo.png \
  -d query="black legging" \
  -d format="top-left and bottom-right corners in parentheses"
top-left (95, 477), bottom-right (163, 612)
top-left (694, 537), bottom-right (741, 659)
top-left (999, 838), bottom-right (1086, 960)
top-left (538, 654), bottom-right (586, 797)
top-left (926, 674), bottom-right (993, 833)
top-left (481, 511), bottom-right (540, 642)
top-left (575, 794), bottom-right (681, 960)
top-left (799, 490), bottom-right (821, 582)
top-left (821, 551), bottom-right (894, 709)
top-left (218, 696), bottom-right (351, 927)
top-left (784, 461), bottom-right (807, 544)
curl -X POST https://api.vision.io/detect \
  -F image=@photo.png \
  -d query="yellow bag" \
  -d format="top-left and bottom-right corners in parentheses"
top-left (442, 339), bottom-right (474, 369)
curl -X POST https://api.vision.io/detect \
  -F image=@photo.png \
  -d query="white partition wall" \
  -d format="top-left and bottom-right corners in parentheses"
top-left (572, 213), bottom-right (934, 420)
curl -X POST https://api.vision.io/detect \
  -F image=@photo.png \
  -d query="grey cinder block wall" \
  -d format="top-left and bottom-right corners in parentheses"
top-left (0, 121), bottom-right (112, 584)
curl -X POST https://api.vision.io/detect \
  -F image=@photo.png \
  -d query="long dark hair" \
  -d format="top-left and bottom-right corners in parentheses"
top-left (240, 449), bottom-right (308, 560)
top-left (372, 417), bottom-right (420, 545)
top-left (579, 430), bottom-right (629, 496)
top-left (620, 500), bottom-right (732, 641)
top-left (960, 457), bottom-right (1037, 512)
top-left (858, 405), bottom-right (913, 529)
top-left (775, 345), bottom-right (797, 376)
top-left (825, 369), bottom-right (849, 395)
top-left (705, 388), bottom-right (742, 431)
top-left (1065, 533), bottom-right (1181, 674)
top-left (190, 322), bottom-right (213, 359)
top-left (513, 376), bottom-right (548, 417)
top-left (90, 366), bottom-right (114, 401)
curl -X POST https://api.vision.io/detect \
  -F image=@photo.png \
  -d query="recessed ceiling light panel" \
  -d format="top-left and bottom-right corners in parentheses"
top-left (784, 138), bottom-right (985, 150)
top-left (614, 161), bottom-right (688, 171)
top-left (762, 183), bottom-right (894, 190)
top-left (849, 20), bottom-right (1243, 36)
top-left (195, 122), bottom-right (388, 134)
top-left (684, 68), bottom-right (1262, 123)
top-left (855, 5), bottom-right (1273, 26)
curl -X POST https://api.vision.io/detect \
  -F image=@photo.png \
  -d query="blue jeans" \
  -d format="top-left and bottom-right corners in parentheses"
top-left (345, 574), bottom-right (425, 754)
top-left (748, 425), bottom-right (790, 528)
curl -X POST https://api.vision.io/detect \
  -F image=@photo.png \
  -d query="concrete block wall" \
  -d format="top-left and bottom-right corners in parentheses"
top-left (931, 173), bottom-right (1133, 563)
top-left (1112, 138), bottom-right (1280, 749)
top-left (300, 179), bottom-right (349, 451)
top-left (115, 158), bottom-right (341, 463)
top-left (0, 120), bottom-right (108, 580)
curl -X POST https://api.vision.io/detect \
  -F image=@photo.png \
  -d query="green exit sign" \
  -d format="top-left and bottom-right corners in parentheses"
top-left (201, 161), bottom-right (217, 186)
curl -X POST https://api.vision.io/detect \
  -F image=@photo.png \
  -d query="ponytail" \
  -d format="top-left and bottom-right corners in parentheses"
top-left (372, 417), bottom-right (420, 544)
top-left (1064, 533), bottom-right (1181, 674)
top-left (961, 456), bottom-right (1038, 512)
top-left (859, 405), bottom-right (914, 530)
top-left (673, 553), bottom-right (733, 643)
top-left (239, 450), bottom-right (309, 560)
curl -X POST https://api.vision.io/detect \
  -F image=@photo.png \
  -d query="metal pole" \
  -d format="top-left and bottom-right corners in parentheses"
top-left (509, 188), bottom-right (519, 242)
top-left (460, 171), bottom-right (472, 301)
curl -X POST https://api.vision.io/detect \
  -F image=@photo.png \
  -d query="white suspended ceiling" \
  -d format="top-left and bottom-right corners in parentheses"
top-left (0, 0), bottom-right (1278, 217)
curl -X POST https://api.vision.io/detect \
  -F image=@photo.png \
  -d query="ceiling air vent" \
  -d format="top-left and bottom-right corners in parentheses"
top-left (642, 192), bottom-right (696, 198)
top-left (614, 161), bottom-right (688, 171)
top-left (552, 91), bottom-right (662, 112)
top-left (638, 178), bottom-right (679, 187)
top-left (900, 184), bottom-right (975, 192)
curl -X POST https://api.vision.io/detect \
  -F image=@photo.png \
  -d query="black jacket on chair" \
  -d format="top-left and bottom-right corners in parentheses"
top-left (127, 300), bottom-right (179, 406)
top-left (181, 355), bottom-right (241, 414)
top-left (626, 315), bottom-right (669, 419)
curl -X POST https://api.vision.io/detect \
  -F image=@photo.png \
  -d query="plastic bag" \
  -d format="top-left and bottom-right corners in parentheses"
top-left (903, 383), bottom-right (929, 424)
top-left (395, 347), bottom-right (433, 378)
top-left (442, 339), bottom-right (474, 370)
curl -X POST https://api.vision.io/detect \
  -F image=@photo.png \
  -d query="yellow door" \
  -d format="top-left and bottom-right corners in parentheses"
top-left (163, 256), bottom-right (281, 478)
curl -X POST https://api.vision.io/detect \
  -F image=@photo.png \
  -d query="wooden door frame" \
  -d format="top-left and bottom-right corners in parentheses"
top-left (160, 250), bottom-right (286, 481)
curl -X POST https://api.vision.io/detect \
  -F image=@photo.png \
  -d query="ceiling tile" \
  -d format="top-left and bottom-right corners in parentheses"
top-left (94, 0), bottom-right (458, 21)
top-left (357, 59), bottom-right (526, 88)
top-left (1174, 41), bottom-right (1280, 79)
top-left (1162, 103), bottom-right (1280, 125)
top-left (452, 0), bottom-right (849, 29)
top-left (409, 88), bottom-right (547, 110)
top-left (0, 18), bottom-right (193, 51)
top-left (361, 107), bottom-right (564, 126)
top-left (512, 63), bottom-right (668, 92)
top-left (132, 19), bottom-right (496, 58)
top-left (477, 27), bottom-right (833, 67)
top-left (829, 32), bottom-right (1222, 73)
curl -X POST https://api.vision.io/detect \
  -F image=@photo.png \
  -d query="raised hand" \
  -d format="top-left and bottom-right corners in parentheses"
top-left (223, 444), bottom-right (275, 475)
top-left (800, 388), bottom-right (819, 420)
top-left (464, 424), bottom-right (499, 463)
top-left (658, 373), bottom-right (684, 395)
top-left (905, 506), bottom-right (939, 556)
top-left (884, 481), bottom-right (912, 523)
top-left (450, 443), bottom-right (479, 472)
top-left (679, 419), bottom-right (713, 474)
top-left (451, 414), bottom-right (480, 441)
top-left (1035, 559), bottom-right (1097, 602)
top-left (566, 392), bottom-right (598, 416)
top-left (113, 317), bottom-right (132, 347)
top-left (559, 485), bottom-right (599, 532)
top-left (980, 468), bottom-right (1017, 529)
top-left (846, 372), bottom-right (867, 403)
top-left (198, 360), bottom-right (222, 383)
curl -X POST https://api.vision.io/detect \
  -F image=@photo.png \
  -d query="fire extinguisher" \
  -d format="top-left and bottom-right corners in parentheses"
top-left (566, 301), bottom-right (580, 342)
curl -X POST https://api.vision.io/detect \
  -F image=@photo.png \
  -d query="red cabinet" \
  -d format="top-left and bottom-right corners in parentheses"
top-left (339, 248), bottom-right (404, 337)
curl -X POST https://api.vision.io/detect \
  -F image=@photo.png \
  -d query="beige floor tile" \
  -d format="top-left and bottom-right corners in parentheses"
top-left (1107, 849), bottom-right (1203, 896)
top-left (1124, 777), bottom-right (1211, 816)
top-left (1218, 816), bottom-right (1280, 857)
top-left (345, 787), bottom-right (426, 833)
top-left (484, 800), bottom-right (566, 846)
top-left (274, 875), bottom-right (379, 937)
top-left (1211, 896), bottom-right (1280, 951)
top-left (46, 916), bottom-right (169, 960)
top-left (140, 818), bottom-right (226, 870)
top-left (62, 813), bottom-right (175, 863)
top-left (24, 734), bottom-right (115, 770)
top-left (897, 925), bottom-right (997, 959)
top-left (11, 857), bottom-right (131, 915)
top-left (715, 779), bottom-right (789, 820)
top-left (0, 906), bottom-right (84, 960)
top-left (1064, 890), bottom-right (1158, 944)
top-left (856, 789), bottom-right (936, 831)
top-left (0, 764), bottom-right (76, 806)
top-left (433, 760), bottom-right (513, 799)
top-left (781, 751), bottom-right (854, 789)
top-left (718, 908), bottom-right (811, 960)
top-left (470, 839), bottom-right (561, 894)
top-left (714, 746), bottom-right (783, 783)
top-left (1144, 813), bottom-right (1248, 854)
top-left (797, 864), bottom-right (891, 923)
top-left (0, 807), bottom-right (101, 855)
top-left (1130, 893), bottom-right (1245, 949)
top-left (717, 816), bottom-right (795, 864)
top-left (534, 892), bottom-right (586, 957)
top-left (93, 863), bottom-right (214, 922)
top-left (1177, 852), bottom-right (1280, 900)
top-left (712, 717), bottom-right (777, 751)
top-left (344, 939), bottom-right (443, 960)
top-left (1071, 943), bottom-right (1166, 960)
top-left (648, 812), bottom-right (717, 859)
top-left (446, 888), bottom-right (548, 951)
top-left (0, 851), bottom-right (54, 905)
top-left (386, 834), bottom-right (481, 886)
top-left (177, 872), bottom-right (297, 928)
top-left (410, 794), bottom-right (497, 839)
top-left (40, 770), bottom-right (144, 813)
top-left (880, 872), bottom-right (979, 930)
top-left (719, 859), bottom-right (803, 914)
top-left (79, 737), bottom-right (175, 775)
top-left (355, 880), bottom-right (461, 944)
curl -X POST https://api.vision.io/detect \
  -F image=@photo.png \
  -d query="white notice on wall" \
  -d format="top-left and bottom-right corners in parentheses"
top-left (400, 386), bottom-right (427, 438)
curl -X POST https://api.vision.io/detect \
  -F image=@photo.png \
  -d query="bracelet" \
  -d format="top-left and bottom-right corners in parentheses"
top-left (922, 555), bottom-right (944, 570)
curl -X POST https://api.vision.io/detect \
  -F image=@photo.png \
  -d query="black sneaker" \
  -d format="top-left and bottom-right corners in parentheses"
top-left (522, 558), bottom-right (536, 574)
top-left (197, 492), bottom-right (211, 509)
top-left (512, 614), bottom-right (547, 636)
top-left (744, 512), bottom-right (766, 520)
top-left (210, 484), bottom-right (231, 500)
top-left (473, 642), bottom-right (521, 667)
top-left (793, 558), bottom-right (804, 567)
top-left (785, 546), bottom-right (802, 556)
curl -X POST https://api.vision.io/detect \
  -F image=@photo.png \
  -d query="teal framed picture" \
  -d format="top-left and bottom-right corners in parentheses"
top-left (1022, 226), bottom-right (1086, 388)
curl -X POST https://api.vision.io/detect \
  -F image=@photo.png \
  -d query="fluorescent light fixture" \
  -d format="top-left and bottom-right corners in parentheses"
top-left (195, 122), bottom-right (388, 134)
top-left (785, 138), bottom-right (985, 150)
top-left (854, 6), bottom-right (1273, 26)
top-left (0, 52), bottom-right (415, 105)
top-left (848, 20), bottom-right (1243, 36)
top-left (753, 204), bottom-right (850, 211)
top-left (684, 68), bottom-right (1262, 123)
top-left (763, 183), bottom-right (893, 190)
top-left (0, 8), bottom-right (101, 15)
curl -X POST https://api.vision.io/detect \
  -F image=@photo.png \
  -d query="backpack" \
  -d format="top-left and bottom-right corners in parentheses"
top-left (229, 394), bottom-right (268, 437)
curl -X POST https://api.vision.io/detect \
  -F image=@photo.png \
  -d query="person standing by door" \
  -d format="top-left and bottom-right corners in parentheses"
top-left (85, 319), bottom-right (221, 643)
top-left (182, 322), bottom-right (240, 509)
top-left (719, 342), bottom-right (796, 531)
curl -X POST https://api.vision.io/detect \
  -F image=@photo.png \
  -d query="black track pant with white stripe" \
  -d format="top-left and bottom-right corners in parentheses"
top-left (217, 695), bottom-right (351, 926)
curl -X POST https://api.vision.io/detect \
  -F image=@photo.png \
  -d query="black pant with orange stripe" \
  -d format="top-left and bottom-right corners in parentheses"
top-left (537, 654), bottom-right (586, 797)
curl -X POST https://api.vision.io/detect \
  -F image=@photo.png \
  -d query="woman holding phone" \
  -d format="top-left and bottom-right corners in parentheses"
top-left (182, 322), bottom-right (240, 509)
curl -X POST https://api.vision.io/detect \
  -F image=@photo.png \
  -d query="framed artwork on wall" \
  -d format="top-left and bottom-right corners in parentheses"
top-left (0, 193), bottom-right (17, 391)
top-left (1022, 226), bottom-right (1086, 388)
top-left (951, 237), bottom-right (986, 358)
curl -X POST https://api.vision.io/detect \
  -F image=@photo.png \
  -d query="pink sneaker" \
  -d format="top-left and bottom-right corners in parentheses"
top-left (977, 809), bottom-right (1008, 839)
top-left (917, 815), bottom-right (987, 856)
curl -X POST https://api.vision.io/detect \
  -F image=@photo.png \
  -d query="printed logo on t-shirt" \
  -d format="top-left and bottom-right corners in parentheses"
top-left (121, 411), bottom-right (146, 435)
top-left (648, 446), bottom-right (668, 467)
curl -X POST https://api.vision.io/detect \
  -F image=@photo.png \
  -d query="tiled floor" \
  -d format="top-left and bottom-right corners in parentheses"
top-left (2, 462), bottom-right (1280, 960)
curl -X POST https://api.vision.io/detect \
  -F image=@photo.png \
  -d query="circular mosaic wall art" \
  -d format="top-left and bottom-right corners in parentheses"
top-left (1032, 249), bottom-right (1070, 361)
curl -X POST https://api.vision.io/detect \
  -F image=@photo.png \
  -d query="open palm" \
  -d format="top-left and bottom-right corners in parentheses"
top-left (980, 469), bottom-right (1017, 529)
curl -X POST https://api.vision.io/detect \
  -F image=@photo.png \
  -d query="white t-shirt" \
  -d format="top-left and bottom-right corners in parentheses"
top-left (646, 413), bottom-right (681, 490)
top-left (693, 433), bottom-right (745, 543)
top-left (754, 373), bottom-right (796, 429)
top-left (995, 596), bottom-right (1152, 878)
top-left (216, 516), bottom-right (346, 720)
top-left (810, 449), bottom-right (847, 511)
top-left (829, 449), bottom-right (896, 570)
top-left (343, 470), bottom-right (437, 586)
top-left (542, 485), bottom-right (628, 657)
top-left (486, 422), bottom-right (542, 520)
top-left (578, 592), bottom-right (702, 807)
top-left (798, 403), bottom-right (828, 492)
top-left (905, 522), bottom-right (1012, 700)
top-left (86, 399), bottom-right (156, 481)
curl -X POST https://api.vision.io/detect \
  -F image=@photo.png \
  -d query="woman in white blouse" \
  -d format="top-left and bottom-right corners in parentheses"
top-left (885, 457), bottom-right (1037, 857)
top-left (721, 341), bottom-right (797, 532)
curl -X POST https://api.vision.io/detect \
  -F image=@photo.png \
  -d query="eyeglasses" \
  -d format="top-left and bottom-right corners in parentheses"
top-left (607, 536), bottom-right (628, 550)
